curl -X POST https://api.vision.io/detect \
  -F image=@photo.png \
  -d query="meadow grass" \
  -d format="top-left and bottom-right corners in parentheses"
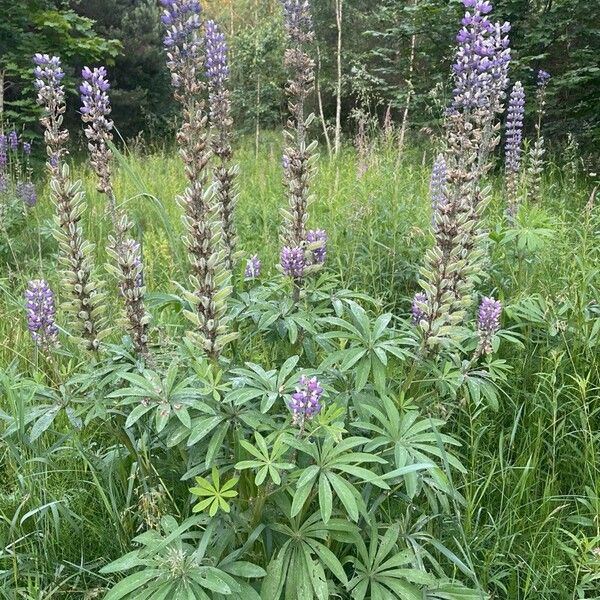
top-left (0, 134), bottom-right (599, 599)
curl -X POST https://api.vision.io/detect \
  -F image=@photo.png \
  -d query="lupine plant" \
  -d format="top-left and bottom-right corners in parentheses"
top-left (161, 0), bottom-right (234, 360)
top-left (80, 65), bottom-right (150, 355)
top-left (34, 53), bottom-right (106, 351)
top-left (2, 1), bottom-right (536, 599)
top-left (526, 69), bottom-right (550, 203)
top-left (417, 0), bottom-right (511, 348)
top-left (279, 0), bottom-right (325, 302)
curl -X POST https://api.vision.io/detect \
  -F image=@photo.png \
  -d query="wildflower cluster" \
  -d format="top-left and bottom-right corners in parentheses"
top-left (289, 375), bottom-right (323, 427)
top-left (477, 296), bottom-right (502, 355)
top-left (244, 255), bottom-right (261, 280)
top-left (0, 131), bottom-right (35, 209)
top-left (25, 279), bottom-right (59, 352)
top-left (34, 54), bottom-right (105, 351)
top-left (161, 0), bottom-right (234, 359)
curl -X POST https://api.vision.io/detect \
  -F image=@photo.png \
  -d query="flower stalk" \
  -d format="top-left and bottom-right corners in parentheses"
top-left (34, 54), bottom-right (105, 351)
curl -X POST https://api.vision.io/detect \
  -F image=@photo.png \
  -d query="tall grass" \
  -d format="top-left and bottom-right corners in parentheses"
top-left (1, 134), bottom-right (599, 598)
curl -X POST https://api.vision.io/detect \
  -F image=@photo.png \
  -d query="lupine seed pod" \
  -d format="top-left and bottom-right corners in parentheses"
top-left (80, 66), bottom-right (150, 355)
top-left (417, 0), bottom-right (511, 347)
top-left (505, 82), bottom-right (525, 221)
top-left (161, 0), bottom-right (235, 360)
top-left (205, 20), bottom-right (238, 274)
top-left (34, 54), bottom-right (105, 351)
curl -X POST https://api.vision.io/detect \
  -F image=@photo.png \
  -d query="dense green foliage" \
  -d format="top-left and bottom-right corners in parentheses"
top-left (0, 135), bottom-right (599, 599)
top-left (1, 1), bottom-right (600, 599)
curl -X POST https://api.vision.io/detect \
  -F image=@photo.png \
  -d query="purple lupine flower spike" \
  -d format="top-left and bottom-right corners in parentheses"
top-left (23, 142), bottom-right (32, 156)
top-left (505, 82), bottom-right (525, 219)
top-left (33, 54), bottom-right (66, 171)
top-left (17, 182), bottom-right (37, 208)
top-left (306, 229), bottom-right (327, 264)
top-left (205, 20), bottom-right (229, 87)
top-left (411, 292), bottom-right (428, 325)
top-left (160, 0), bottom-right (202, 87)
top-left (33, 54), bottom-right (65, 102)
top-left (25, 279), bottom-right (59, 350)
top-left (281, 0), bottom-right (314, 43)
top-left (452, 0), bottom-right (511, 112)
top-left (8, 131), bottom-right (18, 151)
top-left (244, 255), bottom-right (261, 280)
top-left (537, 70), bottom-right (550, 87)
top-left (477, 296), bottom-right (502, 354)
top-left (289, 374), bottom-right (323, 427)
top-left (280, 246), bottom-right (305, 278)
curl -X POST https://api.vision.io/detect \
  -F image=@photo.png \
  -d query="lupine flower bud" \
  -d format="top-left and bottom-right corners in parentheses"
top-left (306, 229), bottom-right (327, 264)
top-left (281, 0), bottom-right (314, 44)
top-left (8, 131), bottom-right (18, 151)
top-left (411, 292), bottom-right (428, 325)
top-left (0, 176), bottom-right (7, 193)
top-left (17, 182), bottom-right (37, 208)
top-left (537, 70), bottom-right (550, 87)
top-left (280, 246), bottom-right (305, 278)
top-left (244, 255), bottom-right (261, 280)
top-left (25, 279), bottom-right (58, 350)
top-left (23, 142), bottom-right (31, 156)
top-left (289, 375), bottom-right (323, 427)
top-left (477, 296), bottom-right (502, 354)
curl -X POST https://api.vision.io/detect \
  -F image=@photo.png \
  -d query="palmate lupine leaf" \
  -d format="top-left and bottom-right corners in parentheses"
top-left (319, 301), bottom-right (410, 393)
top-left (287, 435), bottom-right (389, 523)
top-left (261, 512), bottom-right (355, 600)
top-left (228, 355), bottom-right (300, 413)
top-left (235, 432), bottom-right (295, 486)
top-left (101, 516), bottom-right (264, 600)
top-left (190, 467), bottom-right (239, 517)
top-left (348, 524), bottom-right (434, 600)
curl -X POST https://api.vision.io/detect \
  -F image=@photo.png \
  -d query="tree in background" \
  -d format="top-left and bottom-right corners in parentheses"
top-left (69, 0), bottom-right (175, 141)
top-left (0, 0), bottom-right (119, 134)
